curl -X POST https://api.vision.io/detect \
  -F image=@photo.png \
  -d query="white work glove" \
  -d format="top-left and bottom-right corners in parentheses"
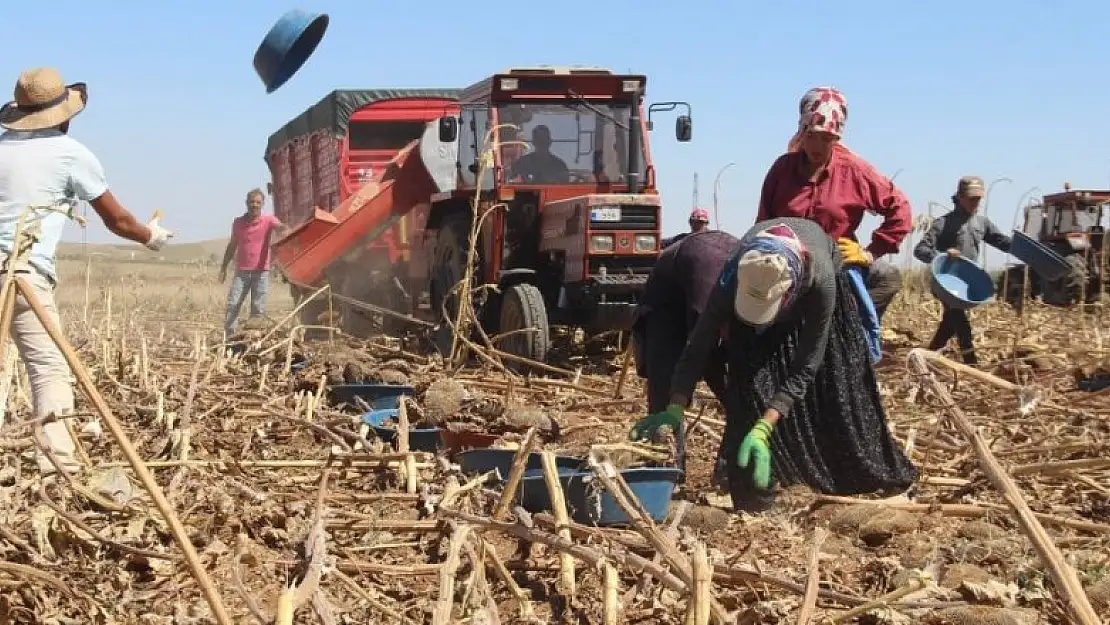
top-left (144, 215), bottom-right (174, 251)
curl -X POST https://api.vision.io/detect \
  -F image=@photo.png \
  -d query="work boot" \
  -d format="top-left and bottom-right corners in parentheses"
top-left (732, 497), bottom-right (776, 515)
top-left (960, 347), bottom-right (979, 366)
top-left (23, 448), bottom-right (81, 476)
top-left (711, 455), bottom-right (730, 492)
top-left (36, 452), bottom-right (82, 477)
top-left (33, 420), bottom-right (82, 476)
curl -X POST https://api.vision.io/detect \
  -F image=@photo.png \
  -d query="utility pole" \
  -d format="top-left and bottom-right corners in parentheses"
top-left (692, 172), bottom-right (699, 208)
top-left (713, 162), bottom-right (736, 230)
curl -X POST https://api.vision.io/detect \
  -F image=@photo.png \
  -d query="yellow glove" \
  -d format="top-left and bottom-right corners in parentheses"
top-left (837, 237), bottom-right (873, 267)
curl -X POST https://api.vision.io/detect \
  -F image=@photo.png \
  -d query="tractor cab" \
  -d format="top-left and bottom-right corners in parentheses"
top-left (425, 66), bottom-right (692, 363)
top-left (1032, 184), bottom-right (1110, 254)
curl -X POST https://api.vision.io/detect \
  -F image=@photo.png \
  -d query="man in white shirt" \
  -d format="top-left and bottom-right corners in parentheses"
top-left (0, 67), bottom-right (173, 475)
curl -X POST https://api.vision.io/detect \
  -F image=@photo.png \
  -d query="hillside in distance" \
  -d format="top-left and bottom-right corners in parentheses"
top-left (56, 238), bottom-right (229, 264)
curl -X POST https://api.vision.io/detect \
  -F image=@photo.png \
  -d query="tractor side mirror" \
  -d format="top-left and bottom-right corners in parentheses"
top-left (675, 115), bottom-right (692, 142)
top-left (438, 117), bottom-right (458, 143)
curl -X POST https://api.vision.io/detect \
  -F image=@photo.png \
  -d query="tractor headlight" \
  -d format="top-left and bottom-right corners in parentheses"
top-left (634, 234), bottom-right (657, 252)
top-left (589, 234), bottom-right (614, 253)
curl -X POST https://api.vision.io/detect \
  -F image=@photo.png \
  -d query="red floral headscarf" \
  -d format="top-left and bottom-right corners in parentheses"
top-left (787, 86), bottom-right (852, 154)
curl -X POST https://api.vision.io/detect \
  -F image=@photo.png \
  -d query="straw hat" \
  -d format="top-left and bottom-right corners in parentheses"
top-left (0, 68), bottom-right (87, 131)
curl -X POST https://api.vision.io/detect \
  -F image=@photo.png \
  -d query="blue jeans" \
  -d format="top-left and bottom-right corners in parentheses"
top-left (225, 269), bottom-right (270, 333)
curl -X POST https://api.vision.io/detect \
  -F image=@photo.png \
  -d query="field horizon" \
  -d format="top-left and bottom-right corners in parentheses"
top-left (56, 238), bottom-right (231, 264)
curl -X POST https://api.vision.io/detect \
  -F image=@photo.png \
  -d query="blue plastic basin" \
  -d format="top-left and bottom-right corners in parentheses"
top-left (361, 409), bottom-right (441, 452)
top-left (519, 467), bottom-right (586, 512)
top-left (328, 383), bottom-right (414, 409)
top-left (253, 9), bottom-right (330, 93)
top-left (1009, 231), bottom-right (1071, 281)
top-left (930, 255), bottom-right (996, 310)
top-left (457, 449), bottom-right (584, 481)
top-left (519, 467), bottom-right (682, 526)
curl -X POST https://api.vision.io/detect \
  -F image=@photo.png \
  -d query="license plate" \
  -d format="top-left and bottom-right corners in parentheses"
top-left (590, 207), bottom-right (621, 222)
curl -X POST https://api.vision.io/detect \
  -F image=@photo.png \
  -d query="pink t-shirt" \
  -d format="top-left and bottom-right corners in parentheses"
top-left (231, 214), bottom-right (281, 271)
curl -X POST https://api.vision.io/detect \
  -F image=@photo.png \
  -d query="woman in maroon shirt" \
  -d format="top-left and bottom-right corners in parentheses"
top-left (756, 87), bottom-right (912, 320)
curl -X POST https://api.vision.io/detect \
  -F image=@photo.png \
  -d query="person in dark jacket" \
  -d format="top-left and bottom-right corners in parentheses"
top-left (631, 217), bottom-right (917, 513)
top-left (632, 229), bottom-right (738, 412)
top-left (914, 175), bottom-right (1012, 365)
top-left (630, 229), bottom-right (739, 487)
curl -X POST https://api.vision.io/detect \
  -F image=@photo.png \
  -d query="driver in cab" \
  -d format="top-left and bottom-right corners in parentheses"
top-left (509, 125), bottom-right (569, 183)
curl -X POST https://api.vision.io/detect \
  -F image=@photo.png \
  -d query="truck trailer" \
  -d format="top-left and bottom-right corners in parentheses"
top-left (267, 66), bottom-right (691, 367)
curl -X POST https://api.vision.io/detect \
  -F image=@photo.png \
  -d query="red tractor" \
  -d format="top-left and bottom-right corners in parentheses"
top-left (1001, 184), bottom-right (1110, 308)
top-left (268, 66), bottom-right (692, 365)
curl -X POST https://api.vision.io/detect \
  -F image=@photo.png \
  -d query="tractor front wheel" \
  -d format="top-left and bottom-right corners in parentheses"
top-left (430, 213), bottom-right (474, 359)
top-left (498, 283), bottom-right (550, 372)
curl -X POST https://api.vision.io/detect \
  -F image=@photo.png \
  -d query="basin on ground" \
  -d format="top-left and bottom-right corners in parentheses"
top-left (361, 408), bottom-right (441, 452)
top-left (519, 466), bottom-right (681, 526)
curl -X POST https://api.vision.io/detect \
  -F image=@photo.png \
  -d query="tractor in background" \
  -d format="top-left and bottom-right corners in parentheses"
top-left (1000, 183), bottom-right (1110, 308)
top-left (268, 66), bottom-right (692, 367)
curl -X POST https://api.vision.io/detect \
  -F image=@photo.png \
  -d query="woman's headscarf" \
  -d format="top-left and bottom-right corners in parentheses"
top-left (719, 223), bottom-right (808, 327)
top-left (787, 86), bottom-right (851, 154)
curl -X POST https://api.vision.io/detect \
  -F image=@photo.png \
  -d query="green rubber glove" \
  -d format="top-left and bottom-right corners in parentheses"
top-left (736, 420), bottom-right (774, 489)
top-left (629, 403), bottom-right (684, 441)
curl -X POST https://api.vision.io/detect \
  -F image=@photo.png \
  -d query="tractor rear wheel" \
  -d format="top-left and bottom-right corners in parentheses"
top-left (498, 283), bottom-right (550, 372)
top-left (1042, 255), bottom-right (1087, 306)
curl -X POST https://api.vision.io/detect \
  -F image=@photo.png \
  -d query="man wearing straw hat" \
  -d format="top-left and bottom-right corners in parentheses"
top-left (0, 67), bottom-right (173, 476)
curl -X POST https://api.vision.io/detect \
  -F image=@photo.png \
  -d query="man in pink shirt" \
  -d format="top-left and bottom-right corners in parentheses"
top-left (756, 87), bottom-right (912, 321)
top-left (220, 188), bottom-right (286, 333)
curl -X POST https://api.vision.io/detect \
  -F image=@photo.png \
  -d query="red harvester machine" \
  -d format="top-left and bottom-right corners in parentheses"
top-left (266, 66), bottom-right (692, 366)
top-left (265, 88), bottom-right (461, 335)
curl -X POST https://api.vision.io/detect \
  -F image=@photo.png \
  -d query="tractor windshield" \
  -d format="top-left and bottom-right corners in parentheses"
top-left (1042, 201), bottom-right (1107, 236)
top-left (495, 101), bottom-right (642, 185)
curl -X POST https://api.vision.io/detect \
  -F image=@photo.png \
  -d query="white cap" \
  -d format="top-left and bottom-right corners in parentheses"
top-left (733, 250), bottom-right (793, 326)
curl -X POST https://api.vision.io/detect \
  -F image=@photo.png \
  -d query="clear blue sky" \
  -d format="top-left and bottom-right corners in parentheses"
top-left (3, 0), bottom-right (1107, 269)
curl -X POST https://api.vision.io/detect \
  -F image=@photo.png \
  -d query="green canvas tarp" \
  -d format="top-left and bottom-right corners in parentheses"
top-left (264, 88), bottom-right (461, 157)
